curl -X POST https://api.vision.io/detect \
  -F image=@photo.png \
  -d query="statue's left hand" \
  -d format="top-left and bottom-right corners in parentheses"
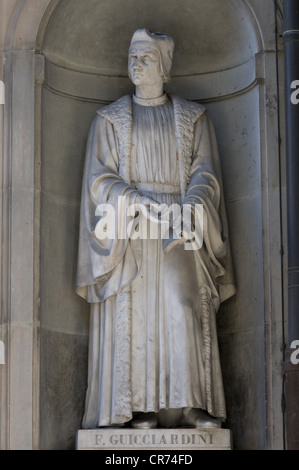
top-left (172, 208), bottom-right (195, 242)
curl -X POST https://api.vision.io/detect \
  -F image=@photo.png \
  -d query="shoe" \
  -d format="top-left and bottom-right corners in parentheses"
top-left (130, 412), bottom-right (158, 429)
top-left (180, 408), bottom-right (221, 429)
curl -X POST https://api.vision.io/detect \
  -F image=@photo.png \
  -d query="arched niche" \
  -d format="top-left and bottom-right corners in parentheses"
top-left (38, 0), bottom-right (277, 450)
top-left (42, 0), bottom-right (260, 103)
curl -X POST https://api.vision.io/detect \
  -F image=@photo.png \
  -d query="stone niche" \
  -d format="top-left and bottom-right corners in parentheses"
top-left (38, 0), bottom-right (281, 450)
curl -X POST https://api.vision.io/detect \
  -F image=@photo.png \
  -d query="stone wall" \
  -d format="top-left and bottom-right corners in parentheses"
top-left (0, 0), bottom-right (285, 450)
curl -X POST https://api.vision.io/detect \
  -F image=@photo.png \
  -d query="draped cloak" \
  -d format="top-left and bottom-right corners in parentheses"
top-left (76, 94), bottom-right (235, 428)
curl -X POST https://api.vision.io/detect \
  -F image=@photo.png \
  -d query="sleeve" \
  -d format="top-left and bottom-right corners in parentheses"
top-left (164, 110), bottom-right (236, 304)
top-left (76, 113), bottom-right (139, 303)
top-left (187, 111), bottom-right (235, 303)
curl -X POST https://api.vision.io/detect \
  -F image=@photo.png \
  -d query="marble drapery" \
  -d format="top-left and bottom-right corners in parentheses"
top-left (76, 94), bottom-right (235, 428)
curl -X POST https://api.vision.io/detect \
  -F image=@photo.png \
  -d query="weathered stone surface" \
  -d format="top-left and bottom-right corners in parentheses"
top-left (0, 0), bottom-right (285, 450)
top-left (40, 329), bottom-right (88, 450)
top-left (76, 428), bottom-right (232, 450)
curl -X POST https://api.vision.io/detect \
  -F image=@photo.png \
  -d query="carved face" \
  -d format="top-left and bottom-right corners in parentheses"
top-left (128, 46), bottom-right (164, 87)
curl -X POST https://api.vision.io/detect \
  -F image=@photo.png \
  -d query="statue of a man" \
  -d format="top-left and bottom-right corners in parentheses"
top-left (76, 29), bottom-right (235, 430)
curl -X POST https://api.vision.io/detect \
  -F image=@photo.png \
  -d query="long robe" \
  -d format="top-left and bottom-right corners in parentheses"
top-left (76, 94), bottom-right (235, 428)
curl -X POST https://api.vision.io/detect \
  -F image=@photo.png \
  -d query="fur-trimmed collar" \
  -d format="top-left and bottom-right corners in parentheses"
top-left (97, 94), bottom-right (205, 197)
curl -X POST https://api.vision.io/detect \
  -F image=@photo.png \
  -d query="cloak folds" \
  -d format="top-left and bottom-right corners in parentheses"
top-left (76, 94), bottom-right (235, 427)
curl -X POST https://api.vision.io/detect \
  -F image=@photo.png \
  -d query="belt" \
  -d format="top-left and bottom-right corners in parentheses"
top-left (134, 182), bottom-right (181, 194)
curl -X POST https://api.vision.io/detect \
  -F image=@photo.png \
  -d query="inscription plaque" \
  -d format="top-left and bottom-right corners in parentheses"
top-left (76, 428), bottom-right (232, 450)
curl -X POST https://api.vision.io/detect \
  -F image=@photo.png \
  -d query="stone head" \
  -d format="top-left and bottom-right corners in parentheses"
top-left (128, 28), bottom-right (175, 85)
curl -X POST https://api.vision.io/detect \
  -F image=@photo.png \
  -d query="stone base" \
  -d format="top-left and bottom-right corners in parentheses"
top-left (76, 428), bottom-right (232, 450)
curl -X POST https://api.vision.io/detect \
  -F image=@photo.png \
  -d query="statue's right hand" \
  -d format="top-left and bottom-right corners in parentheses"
top-left (137, 194), bottom-right (157, 207)
top-left (137, 195), bottom-right (169, 225)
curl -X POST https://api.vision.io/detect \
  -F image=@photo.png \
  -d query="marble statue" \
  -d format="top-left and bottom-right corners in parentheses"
top-left (76, 29), bottom-right (235, 430)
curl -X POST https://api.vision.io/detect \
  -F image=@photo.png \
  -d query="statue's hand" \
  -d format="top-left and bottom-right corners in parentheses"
top-left (136, 195), bottom-right (156, 221)
top-left (172, 213), bottom-right (187, 243)
top-left (172, 207), bottom-right (195, 242)
top-left (137, 195), bottom-right (169, 225)
top-left (181, 205), bottom-right (195, 241)
top-left (137, 194), bottom-right (157, 207)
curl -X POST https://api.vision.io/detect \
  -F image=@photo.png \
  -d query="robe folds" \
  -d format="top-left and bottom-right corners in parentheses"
top-left (76, 94), bottom-right (235, 428)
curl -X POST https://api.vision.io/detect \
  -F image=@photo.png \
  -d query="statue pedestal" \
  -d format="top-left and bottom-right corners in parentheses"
top-left (76, 428), bottom-right (232, 450)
